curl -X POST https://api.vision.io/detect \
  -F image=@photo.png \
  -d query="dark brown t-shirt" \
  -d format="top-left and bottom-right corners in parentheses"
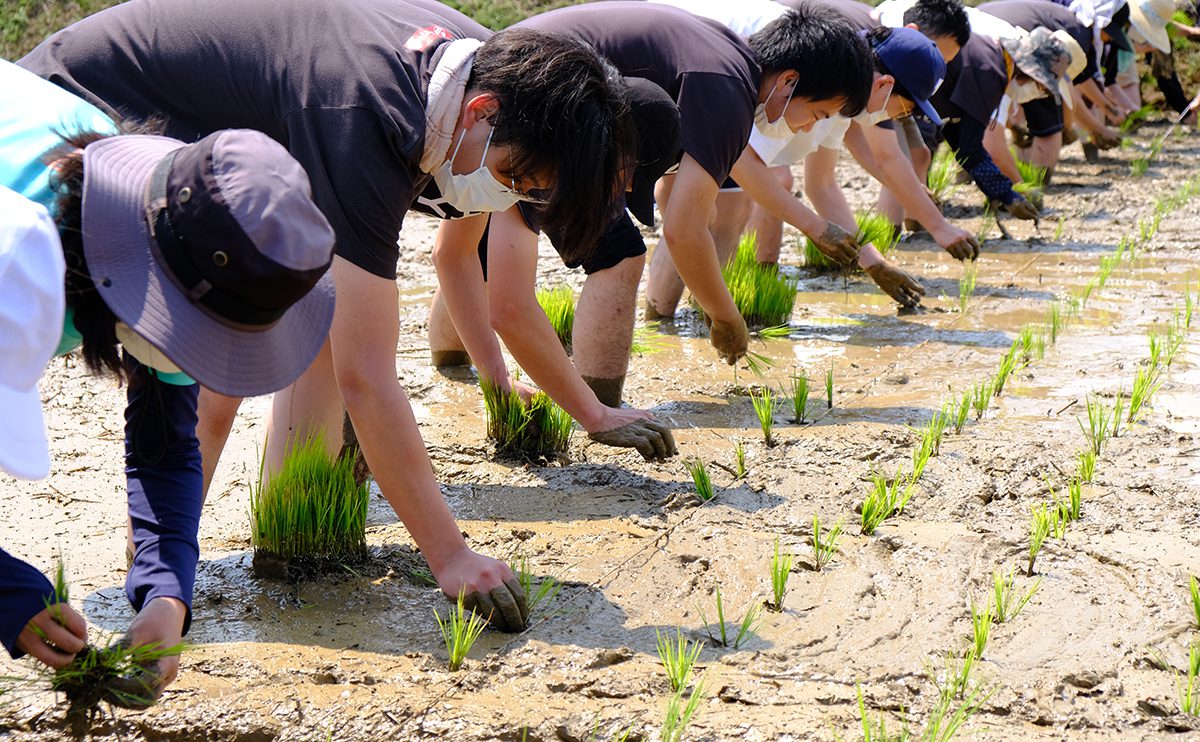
top-left (20, 0), bottom-right (491, 279)
top-left (520, 2), bottom-right (761, 187)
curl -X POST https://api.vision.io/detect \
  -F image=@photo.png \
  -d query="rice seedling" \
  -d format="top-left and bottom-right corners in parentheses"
top-left (509, 555), bottom-right (563, 616)
top-left (1076, 448), bottom-right (1096, 484)
top-left (914, 405), bottom-right (950, 460)
top-left (861, 468), bottom-right (913, 535)
top-left (1119, 103), bottom-right (1155, 134)
top-left (1111, 387), bottom-right (1126, 438)
top-left (1097, 253), bottom-right (1118, 288)
top-left (50, 639), bottom-right (186, 711)
top-left (767, 538), bottom-right (795, 611)
top-left (927, 144), bottom-right (960, 205)
top-left (1191, 575), bottom-right (1200, 630)
top-left (958, 260), bottom-right (978, 314)
top-left (630, 325), bottom-right (670, 356)
top-left (1079, 278), bottom-right (1097, 306)
top-left (1077, 393), bottom-right (1111, 456)
top-left (1130, 156), bottom-right (1150, 177)
top-left (990, 347), bottom-right (1020, 397)
top-left (696, 584), bottom-right (760, 649)
top-left (969, 601), bottom-right (993, 658)
top-left (853, 683), bottom-right (911, 742)
top-left (927, 648), bottom-right (979, 702)
top-left (1184, 283), bottom-right (1195, 329)
top-left (250, 434), bottom-right (369, 567)
top-left (975, 209), bottom-right (996, 246)
top-left (1175, 642), bottom-right (1200, 716)
top-left (953, 392), bottom-right (970, 435)
top-left (481, 379), bottom-right (573, 460)
top-left (971, 380), bottom-right (991, 421)
top-left (1028, 503), bottom-right (1053, 576)
top-left (733, 440), bottom-right (746, 479)
top-left (755, 324), bottom-right (792, 340)
top-left (1149, 331), bottom-right (1165, 370)
top-left (740, 350), bottom-right (776, 380)
top-left (656, 628), bottom-right (703, 692)
top-left (434, 588), bottom-right (490, 671)
top-left (751, 386), bottom-right (777, 447)
top-left (1053, 216), bottom-right (1068, 241)
top-left (788, 369), bottom-right (810, 423)
top-left (856, 210), bottom-right (901, 257)
top-left (723, 233), bottom-right (799, 326)
top-left (991, 567), bottom-right (1039, 623)
top-left (685, 458), bottom-right (715, 503)
top-left (1047, 302), bottom-right (1064, 344)
top-left (1015, 325), bottom-right (1043, 363)
top-left (1050, 499), bottom-right (1070, 539)
top-left (660, 670), bottom-right (708, 742)
top-left (1066, 477), bottom-right (1082, 521)
top-left (1129, 365), bottom-right (1163, 424)
top-left (825, 365), bottom-right (835, 409)
top-left (924, 677), bottom-right (994, 742)
top-left (911, 432), bottom-right (934, 482)
top-left (811, 514), bottom-right (844, 571)
top-left (536, 285), bottom-right (576, 352)
top-left (1013, 157), bottom-right (1047, 196)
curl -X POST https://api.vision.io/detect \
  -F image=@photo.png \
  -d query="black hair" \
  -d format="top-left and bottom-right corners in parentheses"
top-left (866, 27), bottom-right (915, 103)
top-left (748, 6), bottom-right (874, 117)
top-left (469, 27), bottom-right (636, 263)
top-left (903, 0), bottom-right (971, 48)
top-left (43, 120), bottom-right (162, 380)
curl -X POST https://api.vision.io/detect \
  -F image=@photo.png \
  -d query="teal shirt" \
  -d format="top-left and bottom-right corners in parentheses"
top-left (3, 60), bottom-right (194, 386)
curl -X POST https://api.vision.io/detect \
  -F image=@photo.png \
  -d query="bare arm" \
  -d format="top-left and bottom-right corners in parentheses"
top-left (804, 147), bottom-right (884, 270)
top-left (730, 147), bottom-right (827, 239)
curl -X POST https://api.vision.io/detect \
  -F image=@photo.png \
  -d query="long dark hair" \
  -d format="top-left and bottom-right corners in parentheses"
top-left (43, 121), bottom-right (162, 380)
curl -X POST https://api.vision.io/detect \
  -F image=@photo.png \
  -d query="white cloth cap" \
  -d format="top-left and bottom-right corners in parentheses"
top-left (0, 186), bottom-right (65, 480)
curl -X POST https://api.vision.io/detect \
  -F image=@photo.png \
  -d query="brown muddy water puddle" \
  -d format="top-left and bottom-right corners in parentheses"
top-left (3, 126), bottom-right (1200, 740)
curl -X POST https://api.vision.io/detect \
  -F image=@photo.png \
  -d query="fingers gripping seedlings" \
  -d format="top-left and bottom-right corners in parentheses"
top-left (685, 458), bottom-right (715, 503)
top-left (811, 514), bottom-right (844, 571)
top-left (655, 628), bottom-right (703, 692)
top-left (991, 568), bottom-right (1039, 623)
top-left (696, 584), bottom-right (761, 649)
top-left (788, 370), bottom-right (810, 423)
top-left (767, 538), bottom-right (795, 611)
top-left (434, 588), bottom-right (490, 672)
top-left (751, 386), bottom-right (777, 446)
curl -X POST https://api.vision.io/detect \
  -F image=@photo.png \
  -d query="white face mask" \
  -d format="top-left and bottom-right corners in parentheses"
top-left (754, 76), bottom-right (797, 140)
top-left (867, 86), bottom-right (893, 125)
top-left (433, 123), bottom-right (528, 214)
top-left (1010, 79), bottom-right (1046, 104)
top-left (114, 322), bottom-right (183, 375)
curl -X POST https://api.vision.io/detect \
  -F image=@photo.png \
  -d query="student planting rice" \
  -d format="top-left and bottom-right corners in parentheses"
top-left (0, 59), bottom-right (335, 705)
top-left (21, 0), bottom-right (649, 630)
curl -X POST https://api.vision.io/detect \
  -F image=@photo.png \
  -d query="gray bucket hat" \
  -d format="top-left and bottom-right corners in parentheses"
top-left (1002, 27), bottom-right (1072, 104)
top-left (81, 129), bottom-right (336, 397)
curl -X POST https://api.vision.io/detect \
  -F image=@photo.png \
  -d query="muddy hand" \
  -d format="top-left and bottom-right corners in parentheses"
top-left (1004, 196), bottom-right (1039, 221)
top-left (864, 263), bottom-right (925, 308)
top-left (438, 550), bottom-right (528, 632)
top-left (16, 603), bottom-right (88, 669)
top-left (709, 316), bottom-right (749, 365)
top-left (934, 225), bottom-right (980, 261)
top-left (1093, 130), bottom-right (1121, 150)
top-left (102, 596), bottom-right (186, 709)
top-left (588, 419), bottom-right (678, 461)
top-left (811, 222), bottom-right (860, 266)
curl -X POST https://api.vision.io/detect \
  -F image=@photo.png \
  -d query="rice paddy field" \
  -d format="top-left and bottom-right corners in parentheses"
top-left (3, 113), bottom-right (1200, 742)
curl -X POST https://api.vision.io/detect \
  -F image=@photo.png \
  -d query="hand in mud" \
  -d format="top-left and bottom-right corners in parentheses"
top-left (102, 596), bottom-right (186, 709)
top-left (588, 416), bottom-right (678, 461)
top-left (1092, 129), bottom-right (1121, 150)
top-left (436, 549), bottom-right (528, 632)
top-left (1004, 196), bottom-right (1039, 221)
top-left (864, 262), bottom-right (925, 308)
top-left (810, 222), bottom-right (860, 266)
top-left (709, 315), bottom-right (749, 365)
top-left (932, 225), bottom-right (980, 261)
top-left (16, 603), bottom-right (87, 669)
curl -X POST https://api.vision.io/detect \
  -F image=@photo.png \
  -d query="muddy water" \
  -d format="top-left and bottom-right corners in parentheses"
top-left (3, 125), bottom-right (1200, 740)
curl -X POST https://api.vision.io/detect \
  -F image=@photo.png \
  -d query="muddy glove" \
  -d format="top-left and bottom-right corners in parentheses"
top-left (864, 263), bottom-right (925, 308)
top-left (709, 315), bottom-right (749, 365)
top-left (810, 222), bottom-right (860, 266)
top-left (588, 419), bottom-right (679, 461)
top-left (462, 576), bottom-right (528, 632)
top-left (1004, 195), bottom-right (1040, 221)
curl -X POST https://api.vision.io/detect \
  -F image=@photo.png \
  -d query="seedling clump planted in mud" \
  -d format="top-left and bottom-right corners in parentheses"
top-left (953, 392), bottom-right (971, 434)
top-left (971, 380), bottom-right (991, 421)
top-left (661, 670), bottom-right (709, 742)
top-left (1028, 503), bottom-right (1053, 576)
top-left (1191, 576), bottom-right (1200, 630)
top-left (733, 440), bottom-right (746, 479)
top-left (861, 468), bottom-right (913, 535)
top-left (970, 601), bottom-right (993, 658)
top-left (811, 513), bottom-right (844, 571)
top-left (751, 386), bottom-right (777, 446)
top-left (509, 555), bottom-right (563, 617)
top-left (685, 457), bottom-right (715, 503)
top-left (1129, 365), bottom-right (1163, 424)
top-left (481, 379), bottom-right (573, 460)
top-left (655, 628), bottom-right (703, 692)
top-left (1077, 393), bottom-right (1111, 456)
top-left (788, 369), bottom-right (810, 423)
top-left (723, 233), bottom-right (799, 326)
top-left (825, 365), bottom-right (835, 409)
top-left (768, 538), bottom-right (795, 611)
top-left (434, 589), bottom-right (489, 672)
top-left (991, 567), bottom-right (1039, 623)
top-left (1076, 448), bottom-right (1097, 483)
top-left (250, 434), bottom-right (369, 569)
top-left (958, 260), bottom-right (978, 314)
top-left (696, 583), bottom-right (760, 650)
top-left (536, 285), bottom-right (576, 352)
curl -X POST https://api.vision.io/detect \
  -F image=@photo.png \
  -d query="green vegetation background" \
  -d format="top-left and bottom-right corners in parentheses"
top-left (2, 0), bottom-right (1198, 113)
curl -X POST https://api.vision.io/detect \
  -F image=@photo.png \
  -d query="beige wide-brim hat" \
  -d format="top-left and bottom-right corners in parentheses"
top-left (1129, 0), bottom-right (1173, 52)
top-left (1051, 30), bottom-right (1087, 109)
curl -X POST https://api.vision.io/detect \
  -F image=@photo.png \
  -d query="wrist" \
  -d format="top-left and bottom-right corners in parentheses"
top-left (424, 540), bottom-right (472, 577)
top-left (858, 248), bottom-right (885, 269)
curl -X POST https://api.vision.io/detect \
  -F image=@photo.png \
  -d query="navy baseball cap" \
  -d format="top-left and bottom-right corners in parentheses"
top-left (869, 27), bottom-right (946, 126)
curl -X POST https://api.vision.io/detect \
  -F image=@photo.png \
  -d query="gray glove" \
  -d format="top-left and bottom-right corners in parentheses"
top-left (462, 576), bottom-right (528, 632)
top-left (589, 419), bottom-right (679, 461)
top-left (811, 222), bottom-right (861, 266)
top-left (864, 263), bottom-right (925, 308)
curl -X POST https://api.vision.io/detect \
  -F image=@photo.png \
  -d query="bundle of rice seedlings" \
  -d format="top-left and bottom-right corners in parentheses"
top-left (509, 555), bottom-right (563, 616)
top-left (536, 285), bottom-right (576, 353)
top-left (1012, 155), bottom-right (1047, 196)
top-left (685, 458), bottom-right (715, 502)
top-left (1119, 103), bottom-right (1155, 134)
top-left (991, 567), bottom-right (1039, 623)
top-left (656, 628), bottom-right (702, 692)
top-left (250, 434), bottom-right (369, 575)
top-left (630, 325), bottom-right (670, 356)
top-left (802, 237), bottom-right (842, 272)
top-left (855, 210), bottom-right (901, 258)
top-left (927, 144), bottom-right (960, 206)
top-left (434, 589), bottom-right (489, 672)
top-left (481, 379), bottom-right (573, 460)
top-left (723, 233), bottom-right (799, 326)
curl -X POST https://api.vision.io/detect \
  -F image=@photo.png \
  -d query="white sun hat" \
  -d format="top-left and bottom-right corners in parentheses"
top-left (0, 186), bottom-right (65, 481)
top-left (1128, 0), bottom-right (1175, 52)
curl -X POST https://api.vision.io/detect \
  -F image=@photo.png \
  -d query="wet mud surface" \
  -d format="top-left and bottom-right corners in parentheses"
top-left (3, 124), bottom-right (1199, 740)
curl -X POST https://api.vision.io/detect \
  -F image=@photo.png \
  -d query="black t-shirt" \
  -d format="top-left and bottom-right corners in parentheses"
top-left (520, 2), bottom-right (760, 187)
top-left (977, 0), bottom-right (1098, 84)
top-left (20, 0), bottom-right (491, 280)
top-left (780, 0), bottom-right (877, 32)
top-left (931, 35), bottom-right (1010, 127)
